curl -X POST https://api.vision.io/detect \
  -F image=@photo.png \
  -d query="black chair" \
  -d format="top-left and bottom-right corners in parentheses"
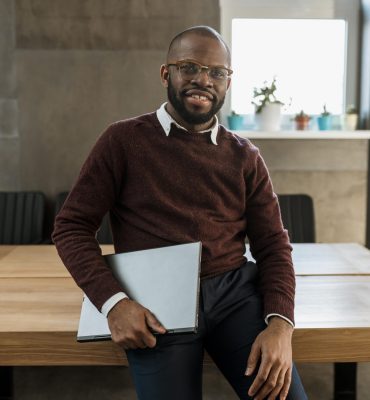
top-left (55, 192), bottom-right (113, 244)
top-left (0, 191), bottom-right (45, 399)
top-left (277, 194), bottom-right (315, 243)
top-left (0, 191), bottom-right (45, 244)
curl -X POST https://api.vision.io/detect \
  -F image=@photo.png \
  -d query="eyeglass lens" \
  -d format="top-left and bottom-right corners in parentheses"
top-left (178, 62), bottom-right (229, 81)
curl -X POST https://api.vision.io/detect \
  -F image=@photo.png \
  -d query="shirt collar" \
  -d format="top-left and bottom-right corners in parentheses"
top-left (156, 103), bottom-right (219, 145)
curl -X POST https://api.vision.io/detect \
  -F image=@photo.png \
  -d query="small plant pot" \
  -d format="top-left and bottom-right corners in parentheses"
top-left (227, 115), bottom-right (244, 130)
top-left (317, 115), bottom-right (332, 130)
top-left (255, 103), bottom-right (282, 131)
top-left (341, 114), bottom-right (358, 131)
top-left (295, 117), bottom-right (310, 131)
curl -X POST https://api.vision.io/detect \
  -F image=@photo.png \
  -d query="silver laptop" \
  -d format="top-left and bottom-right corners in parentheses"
top-left (77, 242), bottom-right (202, 342)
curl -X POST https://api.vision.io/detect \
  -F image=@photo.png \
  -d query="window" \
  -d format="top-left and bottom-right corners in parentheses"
top-left (231, 19), bottom-right (347, 116)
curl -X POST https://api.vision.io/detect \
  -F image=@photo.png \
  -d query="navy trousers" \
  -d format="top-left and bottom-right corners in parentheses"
top-left (127, 262), bottom-right (307, 400)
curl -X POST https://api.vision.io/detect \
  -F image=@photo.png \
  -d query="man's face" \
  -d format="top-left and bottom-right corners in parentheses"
top-left (166, 66), bottom-right (226, 125)
top-left (161, 34), bottom-right (231, 129)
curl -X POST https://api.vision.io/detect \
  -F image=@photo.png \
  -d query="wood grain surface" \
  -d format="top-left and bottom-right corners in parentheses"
top-left (1, 244), bottom-right (370, 366)
top-left (244, 243), bottom-right (370, 276)
top-left (0, 245), bottom-right (114, 278)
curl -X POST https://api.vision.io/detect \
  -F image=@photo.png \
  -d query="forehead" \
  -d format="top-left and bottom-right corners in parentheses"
top-left (170, 34), bottom-right (229, 67)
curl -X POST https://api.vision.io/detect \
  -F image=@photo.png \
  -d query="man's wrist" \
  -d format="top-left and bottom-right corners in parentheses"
top-left (268, 316), bottom-right (294, 333)
top-left (101, 292), bottom-right (129, 317)
top-left (265, 313), bottom-right (294, 329)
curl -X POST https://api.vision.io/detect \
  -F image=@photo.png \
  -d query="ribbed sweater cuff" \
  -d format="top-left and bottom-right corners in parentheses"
top-left (264, 293), bottom-right (295, 326)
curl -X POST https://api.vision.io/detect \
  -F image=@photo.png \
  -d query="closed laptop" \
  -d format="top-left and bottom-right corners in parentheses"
top-left (77, 242), bottom-right (202, 342)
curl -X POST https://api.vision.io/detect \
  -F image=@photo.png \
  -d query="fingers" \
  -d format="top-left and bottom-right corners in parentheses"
top-left (108, 300), bottom-right (165, 350)
top-left (248, 356), bottom-right (274, 399)
top-left (248, 360), bottom-right (292, 400)
top-left (278, 367), bottom-right (292, 400)
top-left (113, 317), bottom-right (158, 349)
top-left (122, 337), bottom-right (148, 351)
top-left (245, 342), bottom-right (260, 377)
top-left (145, 310), bottom-right (167, 334)
top-left (267, 369), bottom-right (286, 400)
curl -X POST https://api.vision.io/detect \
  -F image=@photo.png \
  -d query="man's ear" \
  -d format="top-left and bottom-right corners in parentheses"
top-left (160, 64), bottom-right (169, 88)
top-left (226, 77), bottom-right (231, 91)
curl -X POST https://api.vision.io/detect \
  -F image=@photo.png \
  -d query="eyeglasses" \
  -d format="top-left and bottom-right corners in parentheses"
top-left (166, 60), bottom-right (233, 82)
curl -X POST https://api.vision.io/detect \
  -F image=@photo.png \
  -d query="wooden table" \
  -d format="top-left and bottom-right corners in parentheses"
top-left (2, 242), bottom-right (369, 278)
top-left (1, 244), bottom-right (370, 400)
top-left (0, 245), bottom-right (114, 278)
top-left (245, 242), bottom-right (370, 276)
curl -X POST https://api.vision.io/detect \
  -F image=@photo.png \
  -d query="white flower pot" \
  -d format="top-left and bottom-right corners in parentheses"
top-left (255, 103), bottom-right (282, 131)
top-left (341, 114), bottom-right (358, 131)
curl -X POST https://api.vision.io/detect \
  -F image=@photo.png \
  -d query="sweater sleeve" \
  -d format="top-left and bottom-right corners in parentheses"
top-left (52, 123), bottom-right (125, 310)
top-left (244, 148), bottom-right (295, 324)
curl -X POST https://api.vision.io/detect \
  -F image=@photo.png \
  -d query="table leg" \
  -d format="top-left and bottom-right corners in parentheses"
top-left (334, 363), bottom-right (357, 400)
top-left (0, 367), bottom-right (13, 400)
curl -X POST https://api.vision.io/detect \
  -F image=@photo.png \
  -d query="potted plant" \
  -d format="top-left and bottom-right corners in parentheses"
top-left (342, 105), bottom-right (358, 131)
top-left (252, 78), bottom-right (284, 131)
top-left (317, 104), bottom-right (332, 130)
top-left (227, 110), bottom-right (244, 130)
top-left (294, 110), bottom-right (311, 131)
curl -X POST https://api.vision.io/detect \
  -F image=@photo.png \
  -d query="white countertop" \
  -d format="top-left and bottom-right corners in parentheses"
top-left (233, 130), bottom-right (370, 139)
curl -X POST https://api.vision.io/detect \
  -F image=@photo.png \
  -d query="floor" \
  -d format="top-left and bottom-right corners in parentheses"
top-left (11, 363), bottom-right (370, 399)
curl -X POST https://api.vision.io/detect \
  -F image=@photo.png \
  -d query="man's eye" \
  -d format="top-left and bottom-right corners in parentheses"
top-left (210, 68), bottom-right (227, 79)
top-left (180, 63), bottom-right (199, 74)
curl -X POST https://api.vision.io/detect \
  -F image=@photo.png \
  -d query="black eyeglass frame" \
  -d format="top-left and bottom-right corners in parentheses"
top-left (166, 59), bottom-right (233, 82)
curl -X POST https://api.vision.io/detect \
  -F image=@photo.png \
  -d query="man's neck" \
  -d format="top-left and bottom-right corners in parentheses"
top-left (165, 103), bottom-right (215, 133)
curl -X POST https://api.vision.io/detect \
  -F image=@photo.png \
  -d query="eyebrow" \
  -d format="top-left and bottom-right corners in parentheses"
top-left (169, 59), bottom-right (231, 69)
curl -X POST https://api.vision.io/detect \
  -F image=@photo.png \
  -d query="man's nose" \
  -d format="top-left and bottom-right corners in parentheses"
top-left (192, 69), bottom-right (213, 86)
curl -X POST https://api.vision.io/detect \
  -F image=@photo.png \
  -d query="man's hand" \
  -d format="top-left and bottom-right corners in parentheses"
top-left (107, 298), bottom-right (166, 350)
top-left (245, 317), bottom-right (294, 400)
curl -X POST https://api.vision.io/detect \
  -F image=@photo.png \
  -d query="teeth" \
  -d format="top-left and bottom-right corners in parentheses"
top-left (191, 94), bottom-right (208, 101)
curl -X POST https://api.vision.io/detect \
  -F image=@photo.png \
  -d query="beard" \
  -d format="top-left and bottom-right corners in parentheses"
top-left (167, 77), bottom-right (225, 125)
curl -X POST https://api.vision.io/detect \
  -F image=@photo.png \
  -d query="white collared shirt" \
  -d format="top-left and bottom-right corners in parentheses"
top-left (156, 102), bottom-right (219, 145)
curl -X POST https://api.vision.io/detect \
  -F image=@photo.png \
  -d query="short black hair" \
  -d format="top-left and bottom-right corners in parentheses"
top-left (167, 26), bottom-right (231, 65)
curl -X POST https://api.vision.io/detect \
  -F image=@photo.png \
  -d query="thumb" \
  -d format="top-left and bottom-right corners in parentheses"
top-left (245, 342), bottom-right (260, 376)
top-left (145, 310), bottom-right (167, 334)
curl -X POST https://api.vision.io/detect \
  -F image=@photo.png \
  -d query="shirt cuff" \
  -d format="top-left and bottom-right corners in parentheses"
top-left (265, 313), bottom-right (295, 328)
top-left (101, 292), bottom-right (128, 317)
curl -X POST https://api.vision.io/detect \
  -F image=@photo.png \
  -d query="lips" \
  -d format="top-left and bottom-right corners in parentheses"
top-left (184, 89), bottom-right (213, 101)
top-left (183, 89), bottom-right (214, 107)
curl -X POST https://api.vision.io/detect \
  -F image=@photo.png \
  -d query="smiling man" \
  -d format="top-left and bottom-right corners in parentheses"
top-left (53, 26), bottom-right (307, 400)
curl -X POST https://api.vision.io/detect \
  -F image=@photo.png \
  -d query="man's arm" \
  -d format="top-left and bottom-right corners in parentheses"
top-left (52, 124), bottom-right (124, 310)
top-left (244, 148), bottom-right (295, 400)
top-left (53, 124), bottom-right (167, 349)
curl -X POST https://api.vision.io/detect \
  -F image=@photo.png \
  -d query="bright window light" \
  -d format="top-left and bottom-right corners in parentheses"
top-left (231, 19), bottom-right (347, 115)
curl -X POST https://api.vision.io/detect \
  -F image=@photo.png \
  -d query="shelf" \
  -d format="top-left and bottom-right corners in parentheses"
top-left (233, 130), bottom-right (370, 139)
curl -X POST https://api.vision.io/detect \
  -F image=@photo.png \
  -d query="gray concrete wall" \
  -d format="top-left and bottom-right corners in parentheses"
top-left (13, 0), bottom-right (219, 199)
top-left (0, 0), bottom-right (367, 245)
top-left (0, 0), bottom-right (19, 190)
top-left (252, 139), bottom-right (368, 244)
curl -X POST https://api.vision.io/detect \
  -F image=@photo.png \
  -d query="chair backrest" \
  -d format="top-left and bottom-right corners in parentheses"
top-left (0, 191), bottom-right (45, 244)
top-left (55, 192), bottom-right (113, 244)
top-left (278, 194), bottom-right (315, 243)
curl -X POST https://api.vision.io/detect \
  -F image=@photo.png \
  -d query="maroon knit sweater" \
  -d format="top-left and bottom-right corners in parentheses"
top-left (52, 112), bottom-right (295, 323)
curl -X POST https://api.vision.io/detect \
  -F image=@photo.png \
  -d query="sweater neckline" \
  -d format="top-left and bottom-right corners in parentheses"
top-left (152, 112), bottom-right (219, 143)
